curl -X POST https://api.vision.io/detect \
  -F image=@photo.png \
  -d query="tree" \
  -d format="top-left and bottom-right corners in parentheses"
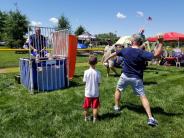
top-left (74, 25), bottom-right (85, 36)
top-left (95, 32), bottom-right (119, 45)
top-left (57, 15), bottom-right (71, 33)
top-left (4, 10), bottom-right (29, 48)
top-left (0, 11), bottom-right (7, 40)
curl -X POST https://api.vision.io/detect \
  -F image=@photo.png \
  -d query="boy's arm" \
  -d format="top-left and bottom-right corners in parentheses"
top-left (104, 52), bottom-right (117, 63)
top-left (83, 71), bottom-right (86, 83)
top-left (98, 72), bottom-right (101, 86)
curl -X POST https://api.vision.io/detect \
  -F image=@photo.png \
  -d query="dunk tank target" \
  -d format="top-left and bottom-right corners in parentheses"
top-left (20, 26), bottom-right (77, 93)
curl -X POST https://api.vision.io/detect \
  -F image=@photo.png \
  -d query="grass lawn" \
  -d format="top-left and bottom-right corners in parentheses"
top-left (0, 50), bottom-right (102, 68)
top-left (0, 51), bottom-right (29, 68)
top-left (0, 56), bottom-right (184, 138)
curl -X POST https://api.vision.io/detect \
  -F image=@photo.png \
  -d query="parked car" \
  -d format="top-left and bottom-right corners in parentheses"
top-left (0, 41), bottom-right (6, 46)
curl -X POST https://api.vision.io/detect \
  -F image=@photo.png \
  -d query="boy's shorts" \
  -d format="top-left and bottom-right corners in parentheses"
top-left (116, 73), bottom-right (145, 96)
top-left (83, 97), bottom-right (100, 109)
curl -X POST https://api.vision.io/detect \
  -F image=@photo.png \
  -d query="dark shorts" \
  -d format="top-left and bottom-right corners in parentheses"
top-left (83, 97), bottom-right (100, 109)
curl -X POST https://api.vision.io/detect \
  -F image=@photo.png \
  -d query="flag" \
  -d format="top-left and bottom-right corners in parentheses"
top-left (147, 16), bottom-right (152, 21)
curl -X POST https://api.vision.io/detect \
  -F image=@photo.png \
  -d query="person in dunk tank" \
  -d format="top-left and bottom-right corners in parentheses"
top-left (29, 26), bottom-right (50, 58)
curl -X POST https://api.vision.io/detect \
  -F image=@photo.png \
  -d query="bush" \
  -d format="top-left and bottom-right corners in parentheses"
top-left (7, 39), bottom-right (24, 48)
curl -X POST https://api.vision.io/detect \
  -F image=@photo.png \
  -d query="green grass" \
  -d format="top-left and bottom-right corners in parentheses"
top-left (0, 61), bottom-right (184, 137)
top-left (0, 51), bottom-right (29, 68)
top-left (0, 51), bottom-right (102, 68)
top-left (76, 54), bottom-right (102, 63)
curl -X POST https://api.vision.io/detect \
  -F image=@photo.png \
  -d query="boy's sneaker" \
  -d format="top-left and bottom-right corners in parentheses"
top-left (114, 105), bottom-right (121, 113)
top-left (93, 117), bottom-right (97, 123)
top-left (147, 117), bottom-right (158, 126)
top-left (84, 116), bottom-right (92, 122)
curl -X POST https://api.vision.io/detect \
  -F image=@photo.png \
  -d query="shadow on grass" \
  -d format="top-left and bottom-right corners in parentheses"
top-left (145, 66), bottom-right (184, 73)
top-left (73, 74), bottom-right (83, 78)
top-left (145, 67), bottom-right (172, 73)
top-left (69, 80), bottom-right (84, 87)
top-left (77, 54), bottom-right (89, 57)
top-left (99, 112), bottom-right (121, 120)
top-left (120, 102), bottom-right (183, 116)
top-left (143, 81), bottom-right (158, 86)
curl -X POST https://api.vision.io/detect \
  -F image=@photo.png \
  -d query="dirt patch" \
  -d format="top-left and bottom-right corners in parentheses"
top-left (0, 68), bottom-right (6, 73)
top-left (0, 67), bottom-right (19, 74)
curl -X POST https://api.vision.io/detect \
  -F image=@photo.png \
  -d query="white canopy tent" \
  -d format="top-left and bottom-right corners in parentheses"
top-left (78, 32), bottom-right (96, 40)
top-left (114, 36), bottom-right (132, 47)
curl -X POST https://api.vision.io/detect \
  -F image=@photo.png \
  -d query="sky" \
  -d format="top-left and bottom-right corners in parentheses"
top-left (0, 0), bottom-right (184, 37)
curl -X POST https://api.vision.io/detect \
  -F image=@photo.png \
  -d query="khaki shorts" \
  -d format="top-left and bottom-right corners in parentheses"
top-left (105, 60), bottom-right (114, 68)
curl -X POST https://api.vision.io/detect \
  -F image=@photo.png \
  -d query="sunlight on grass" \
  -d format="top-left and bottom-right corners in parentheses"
top-left (0, 54), bottom-right (184, 137)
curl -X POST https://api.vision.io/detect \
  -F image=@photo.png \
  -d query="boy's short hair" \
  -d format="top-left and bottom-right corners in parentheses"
top-left (89, 55), bottom-right (97, 65)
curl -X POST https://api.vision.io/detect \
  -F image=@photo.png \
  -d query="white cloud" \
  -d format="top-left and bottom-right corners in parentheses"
top-left (49, 17), bottom-right (58, 24)
top-left (30, 21), bottom-right (42, 26)
top-left (116, 12), bottom-right (127, 19)
top-left (136, 11), bottom-right (144, 17)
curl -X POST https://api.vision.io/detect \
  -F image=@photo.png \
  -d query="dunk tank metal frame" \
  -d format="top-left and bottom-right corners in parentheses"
top-left (20, 26), bottom-right (69, 93)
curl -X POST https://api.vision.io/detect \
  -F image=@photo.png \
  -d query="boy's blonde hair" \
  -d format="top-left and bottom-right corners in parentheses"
top-left (88, 55), bottom-right (97, 65)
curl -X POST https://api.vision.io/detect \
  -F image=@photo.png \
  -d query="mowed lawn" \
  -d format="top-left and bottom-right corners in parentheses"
top-left (0, 54), bottom-right (184, 137)
top-left (0, 51), bottom-right (29, 68)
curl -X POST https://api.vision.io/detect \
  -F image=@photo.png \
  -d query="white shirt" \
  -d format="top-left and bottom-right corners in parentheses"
top-left (83, 67), bottom-right (101, 97)
top-left (102, 45), bottom-right (116, 62)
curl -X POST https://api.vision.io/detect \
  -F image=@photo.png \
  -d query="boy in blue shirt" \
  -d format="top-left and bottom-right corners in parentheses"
top-left (105, 34), bottom-right (163, 126)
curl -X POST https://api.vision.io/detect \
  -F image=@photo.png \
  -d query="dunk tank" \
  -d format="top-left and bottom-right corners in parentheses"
top-left (20, 26), bottom-right (77, 93)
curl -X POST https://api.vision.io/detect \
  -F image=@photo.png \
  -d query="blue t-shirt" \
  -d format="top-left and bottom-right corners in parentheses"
top-left (117, 47), bottom-right (154, 79)
top-left (30, 34), bottom-right (46, 51)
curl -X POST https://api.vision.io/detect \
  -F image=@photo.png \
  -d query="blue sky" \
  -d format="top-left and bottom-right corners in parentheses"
top-left (0, 0), bottom-right (184, 37)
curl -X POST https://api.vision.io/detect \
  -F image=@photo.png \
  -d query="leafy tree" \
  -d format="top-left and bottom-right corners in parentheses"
top-left (4, 10), bottom-right (29, 48)
top-left (57, 15), bottom-right (71, 33)
top-left (95, 32), bottom-right (119, 45)
top-left (0, 11), bottom-right (7, 40)
top-left (74, 25), bottom-right (85, 36)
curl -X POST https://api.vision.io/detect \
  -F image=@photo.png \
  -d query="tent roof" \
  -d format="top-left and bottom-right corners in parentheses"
top-left (147, 32), bottom-right (184, 42)
top-left (78, 32), bottom-right (96, 40)
top-left (115, 36), bottom-right (132, 45)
